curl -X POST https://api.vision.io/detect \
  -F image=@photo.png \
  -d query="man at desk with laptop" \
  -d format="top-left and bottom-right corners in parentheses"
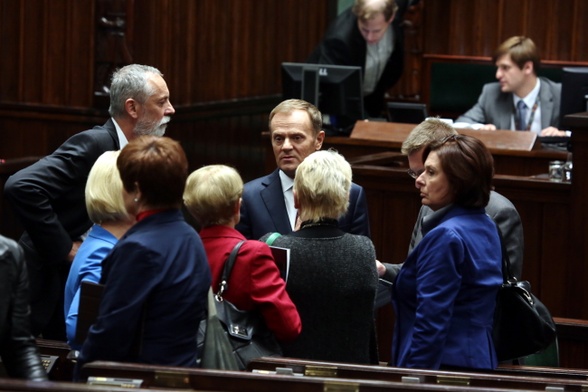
top-left (455, 36), bottom-right (569, 138)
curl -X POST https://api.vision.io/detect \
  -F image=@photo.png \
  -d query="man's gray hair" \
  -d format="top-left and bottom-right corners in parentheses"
top-left (108, 64), bottom-right (163, 118)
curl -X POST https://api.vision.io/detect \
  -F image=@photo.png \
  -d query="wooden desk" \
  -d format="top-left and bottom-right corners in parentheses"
top-left (347, 121), bottom-right (567, 176)
top-left (264, 122), bottom-right (568, 177)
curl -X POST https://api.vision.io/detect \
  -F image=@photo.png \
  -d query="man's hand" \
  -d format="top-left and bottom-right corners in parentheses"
top-left (67, 240), bottom-right (83, 263)
top-left (540, 126), bottom-right (568, 137)
top-left (479, 124), bottom-right (497, 131)
top-left (376, 259), bottom-right (386, 277)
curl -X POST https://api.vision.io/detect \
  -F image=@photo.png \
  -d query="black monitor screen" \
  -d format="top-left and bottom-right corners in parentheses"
top-left (560, 67), bottom-right (588, 128)
top-left (386, 102), bottom-right (428, 124)
top-left (281, 62), bottom-right (365, 134)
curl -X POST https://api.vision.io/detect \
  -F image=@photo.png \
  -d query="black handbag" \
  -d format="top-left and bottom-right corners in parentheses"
top-left (492, 229), bottom-right (557, 361)
top-left (212, 240), bottom-right (283, 370)
top-left (200, 287), bottom-right (240, 371)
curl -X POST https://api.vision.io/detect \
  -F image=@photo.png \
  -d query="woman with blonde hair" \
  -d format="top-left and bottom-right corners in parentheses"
top-left (184, 165), bottom-right (301, 354)
top-left (64, 150), bottom-right (134, 349)
top-left (261, 150), bottom-right (378, 364)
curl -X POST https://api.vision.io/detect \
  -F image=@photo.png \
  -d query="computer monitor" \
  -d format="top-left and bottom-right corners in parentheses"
top-left (386, 102), bottom-right (428, 124)
top-left (559, 67), bottom-right (588, 128)
top-left (281, 62), bottom-right (365, 135)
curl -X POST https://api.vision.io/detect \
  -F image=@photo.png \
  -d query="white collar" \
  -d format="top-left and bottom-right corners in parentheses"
top-left (278, 170), bottom-right (294, 193)
top-left (515, 78), bottom-right (541, 107)
top-left (112, 118), bottom-right (128, 150)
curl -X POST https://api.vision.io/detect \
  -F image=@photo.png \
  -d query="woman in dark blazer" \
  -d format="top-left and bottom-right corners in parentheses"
top-left (77, 136), bottom-right (210, 372)
top-left (391, 134), bottom-right (502, 370)
top-left (184, 165), bottom-right (301, 344)
top-left (261, 150), bottom-right (379, 365)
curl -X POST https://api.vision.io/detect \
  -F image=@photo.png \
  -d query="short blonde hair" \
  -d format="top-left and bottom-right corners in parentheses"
top-left (352, 0), bottom-right (398, 22)
top-left (184, 165), bottom-right (243, 227)
top-left (294, 150), bottom-right (352, 222)
top-left (401, 118), bottom-right (458, 155)
top-left (85, 150), bottom-right (128, 224)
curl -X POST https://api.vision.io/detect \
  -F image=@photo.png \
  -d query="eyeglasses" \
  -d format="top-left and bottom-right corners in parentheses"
top-left (407, 169), bottom-right (424, 179)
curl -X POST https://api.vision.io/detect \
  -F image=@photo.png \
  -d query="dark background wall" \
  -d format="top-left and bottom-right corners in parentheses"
top-left (2, 0), bottom-right (588, 365)
top-left (1, 0), bottom-right (587, 171)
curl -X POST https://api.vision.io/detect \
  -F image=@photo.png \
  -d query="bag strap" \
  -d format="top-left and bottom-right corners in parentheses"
top-left (494, 224), bottom-right (515, 283)
top-left (216, 240), bottom-right (246, 300)
top-left (264, 232), bottom-right (282, 246)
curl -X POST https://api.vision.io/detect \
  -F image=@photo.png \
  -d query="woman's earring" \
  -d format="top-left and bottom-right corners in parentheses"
top-left (134, 198), bottom-right (139, 202)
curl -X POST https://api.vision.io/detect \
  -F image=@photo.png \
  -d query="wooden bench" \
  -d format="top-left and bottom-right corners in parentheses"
top-left (80, 360), bottom-right (540, 392)
top-left (0, 378), bottom-right (176, 392)
top-left (36, 338), bottom-right (75, 381)
top-left (248, 357), bottom-right (588, 391)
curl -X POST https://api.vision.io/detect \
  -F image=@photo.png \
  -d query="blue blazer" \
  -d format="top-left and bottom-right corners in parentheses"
top-left (236, 169), bottom-right (370, 240)
top-left (391, 205), bottom-right (502, 370)
top-left (64, 224), bottom-right (117, 349)
top-left (77, 210), bottom-right (211, 368)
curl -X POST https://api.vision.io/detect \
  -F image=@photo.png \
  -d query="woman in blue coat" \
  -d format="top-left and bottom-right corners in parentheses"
top-left (391, 134), bottom-right (503, 370)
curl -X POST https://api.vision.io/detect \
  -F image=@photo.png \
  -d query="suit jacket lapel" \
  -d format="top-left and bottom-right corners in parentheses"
top-left (260, 171), bottom-right (293, 235)
top-left (539, 81), bottom-right (555, 129)
top-left (496, 94), bottom-right (514, 130)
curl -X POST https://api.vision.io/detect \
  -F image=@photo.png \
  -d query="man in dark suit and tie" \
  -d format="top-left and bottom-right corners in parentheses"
top-left (4, 64), bottom-right (175, 340)
top-left (455, 36), bottom-right (567, 137)
top-left (236, 99), bottom-right (370, 240)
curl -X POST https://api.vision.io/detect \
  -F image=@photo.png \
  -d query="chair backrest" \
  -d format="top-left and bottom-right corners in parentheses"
top-left (518, 337), bottom-right (560, 367)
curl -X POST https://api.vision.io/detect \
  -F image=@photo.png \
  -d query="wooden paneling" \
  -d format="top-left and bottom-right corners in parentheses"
top-left (422, 0), bottom-right (588, 61)
top-left (0, 0), bottom-right (95, 106)
top-left (132, 0), bottom-right (329, 106)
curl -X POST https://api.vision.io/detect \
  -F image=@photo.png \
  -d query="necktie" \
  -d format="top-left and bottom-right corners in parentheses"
top-left (516, 100), bottom-right (528, 131)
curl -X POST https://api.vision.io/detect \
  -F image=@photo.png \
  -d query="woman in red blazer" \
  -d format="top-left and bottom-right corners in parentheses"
top-left (184, 165), bottom-right (301, 343)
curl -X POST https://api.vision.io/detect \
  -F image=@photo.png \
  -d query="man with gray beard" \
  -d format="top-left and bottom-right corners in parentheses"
top-left (4, 64), bottom-right (174, 340)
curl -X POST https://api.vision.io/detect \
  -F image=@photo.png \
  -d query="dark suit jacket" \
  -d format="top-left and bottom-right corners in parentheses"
top-left (0, 236), bottom-right (47, 381)
top-left (236, 169), bottom-right (370, 240)
top-left (306, 7), bottom-right (404, 117)
top-left (3, 119), bottom-right (120, 335)
top-left (77, 210), bottom-right (211, 369)
top-left (455, 77), bottom-right (562, 130)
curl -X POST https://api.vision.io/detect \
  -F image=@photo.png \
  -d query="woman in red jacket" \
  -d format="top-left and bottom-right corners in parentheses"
top-left (184, 165), bottom-right (301, 345)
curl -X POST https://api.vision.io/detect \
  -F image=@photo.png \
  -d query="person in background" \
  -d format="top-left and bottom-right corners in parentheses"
top-left (184, 164), bottom-right (301, 346)
top-left (455, 36), bottom-right (567, 136)
top-left (237, 99), bottom-right (370, 240)
top-left (63, 151), bottom-right (134, 350)
top-left (76, 136), bottom-right (210, 374)
top-left (391, 134), bottom-right (502, 370)
top-left (260, 150), bottom-right (378, 365)
top-left (4, 64), bottom-right (175, 340)
top-left (307, 0), bottom-right (407, 117)
top-left (0, 235), bottom-right (48, 381)
top-left (377, 118), bottom-right (524, 293)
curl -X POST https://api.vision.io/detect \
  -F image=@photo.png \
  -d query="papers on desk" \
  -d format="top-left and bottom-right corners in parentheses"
top-left (269, 246), bottom-right (290, 283)
top-left (453, 122), bottom-right (485, 130)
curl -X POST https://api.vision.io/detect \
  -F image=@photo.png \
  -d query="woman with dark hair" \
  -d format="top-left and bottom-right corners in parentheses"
top-left (76, 136), bottom-right (210, 372)
top-left (391, 134), bottom-right (502, 370)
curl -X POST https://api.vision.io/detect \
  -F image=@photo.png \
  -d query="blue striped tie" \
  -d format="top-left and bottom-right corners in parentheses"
top-left (517, 100), bottom-right (528, 131)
